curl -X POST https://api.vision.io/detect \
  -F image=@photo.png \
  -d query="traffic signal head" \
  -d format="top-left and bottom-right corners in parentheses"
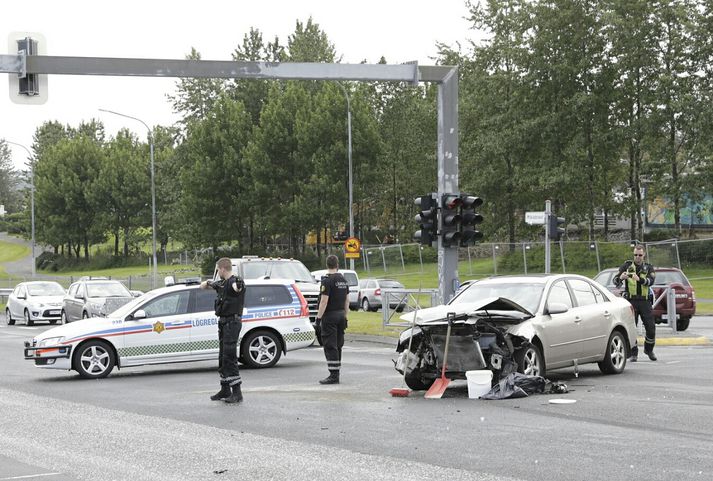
top-left (414, 194), bottom-right (438, 246)
top-left (548, 215), bottom-right (566, 241)
top-left (440, 193), bottom-right (463, 247)
top-left (459, 194), bottom-right (483, 246)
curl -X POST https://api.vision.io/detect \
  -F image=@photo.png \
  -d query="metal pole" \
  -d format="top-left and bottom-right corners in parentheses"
top-left (560, 240), bottom-right (566, 273)
top-left (337, 83), bottom-right (355, 271)
top-left (399, 244), bottom-right (405, 271)
top-left (545, 200), bottom-right (551, 274)
top-left (594, 241), bottom-right (601, 272)
top-left (492, 244), bottom-right (498, 275)
top-left (99, 109), bottom-right (158, 288)
top-left (674, 240), bottom-right (681, 270)
top-left (6, 141), bottom-right (35, 278)
top-left (522, 243), bottom-right (528, 275)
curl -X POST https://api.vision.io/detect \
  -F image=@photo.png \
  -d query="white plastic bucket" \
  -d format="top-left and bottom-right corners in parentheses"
top-left (466, 370), bottom-right (493, 399)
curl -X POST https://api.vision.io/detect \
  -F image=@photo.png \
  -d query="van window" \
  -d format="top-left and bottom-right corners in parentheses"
top-left (245, 285), bottom-right (293, 308)
top-left (342, 272), bottom-right (359, 286)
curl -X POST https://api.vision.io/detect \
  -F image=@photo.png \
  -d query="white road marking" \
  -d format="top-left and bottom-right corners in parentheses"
top-left (0, 473), bottom-right (61, 480)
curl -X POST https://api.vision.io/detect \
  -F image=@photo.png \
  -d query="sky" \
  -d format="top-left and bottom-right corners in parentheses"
top-left (1, 0), bottom-right (476, 171)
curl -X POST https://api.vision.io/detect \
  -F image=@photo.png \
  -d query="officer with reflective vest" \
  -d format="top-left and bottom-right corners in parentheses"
top-left (315, 255), bottom-right (350, 385)
top-left (614, 245), bottom-right (657, 361)
top-left (201, 257), bottom-right (246, 403)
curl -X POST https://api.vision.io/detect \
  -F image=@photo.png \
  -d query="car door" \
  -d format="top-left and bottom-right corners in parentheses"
top-left (568, 279), bottom-right (610, 358)
top-left (120, 289), bottom-right (193, 366)
top-left (187, 288), bottom-right (220, 360)
top-left (367, 280), bottom-right (378, 304)
top-left (64, 283), bottom-right (80, 320)
top-left (540, 279), bottom-right (580, 366)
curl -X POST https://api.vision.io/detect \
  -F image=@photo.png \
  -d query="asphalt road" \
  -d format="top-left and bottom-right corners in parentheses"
top-left (1, 317), bottom-right (712, 481)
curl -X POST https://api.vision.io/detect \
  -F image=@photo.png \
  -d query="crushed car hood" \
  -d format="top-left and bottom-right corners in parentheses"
top-left (400, 297), bottom-right (533, 326)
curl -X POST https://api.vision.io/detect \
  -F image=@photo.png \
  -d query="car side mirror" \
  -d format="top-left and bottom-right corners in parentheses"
top-left (131, 290), bottom-right (143, 297)
top-left (547, 303), bottom-right (569, 315)
top-left (18, 295), bottom-right (26, 300)
top-left (76, 294), bottom-right (85, 300)
top-left (131, 309), bottom-right (147, 320)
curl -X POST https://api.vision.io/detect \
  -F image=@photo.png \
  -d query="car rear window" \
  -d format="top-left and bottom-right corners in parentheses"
top-left (653, 271), bottom-right (689, 286)
top-left (86, 282), bottom-right (131, 298)
top-left (245, 285), bottom-right (294, 308)
top-left (343, 272), bottom-right (358, 286)
top-left (593, 271), bottom-right (614, 287)
top-left (379, 281), bottom-right (404, 289)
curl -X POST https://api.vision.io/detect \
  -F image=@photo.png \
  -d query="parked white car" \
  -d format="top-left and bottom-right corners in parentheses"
top-left (24, 279), bottom-right (315, 379)
top-left (311, 269), bottom-right (360, 310)
top-left (6, 281), bottom-right (66, 326)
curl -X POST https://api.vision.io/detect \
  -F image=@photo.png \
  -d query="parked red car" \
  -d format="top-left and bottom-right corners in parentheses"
top-left (593, 267), bottom-right (696, 331)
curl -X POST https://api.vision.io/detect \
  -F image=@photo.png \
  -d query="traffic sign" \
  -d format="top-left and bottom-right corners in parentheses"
top-left (525, 211), bottom-right (545, 225)
top-left (344, 237), bottom-right (361, 259)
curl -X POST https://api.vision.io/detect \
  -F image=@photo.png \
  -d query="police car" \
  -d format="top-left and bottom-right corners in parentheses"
top-left (23, 279), bottom-right (315, 379)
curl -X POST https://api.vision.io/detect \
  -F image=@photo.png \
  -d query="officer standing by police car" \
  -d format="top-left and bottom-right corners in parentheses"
top-left (315, 255), bottom-right (350, 385)
top-left (201, 257), bottom-right (246, 403)
top-left (614, 245), bottom-right (657, 361)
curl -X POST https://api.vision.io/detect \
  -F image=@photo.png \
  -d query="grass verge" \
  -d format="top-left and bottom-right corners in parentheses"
top-left (0, 240), bottom-right (31, 279)
top-left (346, 310), bottom-right (403, 338)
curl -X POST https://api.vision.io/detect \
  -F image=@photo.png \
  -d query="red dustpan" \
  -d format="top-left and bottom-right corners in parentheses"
top-left (424, 315), bottom-right (454, 399)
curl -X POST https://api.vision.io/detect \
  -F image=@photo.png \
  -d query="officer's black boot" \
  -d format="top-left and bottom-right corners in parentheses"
top-left (644, 345), bottom-right (657, 361)
top-left (210, 383), bottom-right (231, 401)
top-left (628, 345), bottom-right (638, 362)
top-left (319, 371), bottom-right (339, 385)
top-left (224, 384), bottom-right (243, 404)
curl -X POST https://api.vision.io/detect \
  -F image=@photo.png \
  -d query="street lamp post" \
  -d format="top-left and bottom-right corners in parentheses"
top-left (6, 140), bottom-right (35, 278)
top-left (337, 83), bottom-right (355, 270)
top-left (99, 109), bottom-right (158, 288)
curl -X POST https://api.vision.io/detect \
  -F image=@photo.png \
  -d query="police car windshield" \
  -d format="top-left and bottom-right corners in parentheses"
top-left (242, 262), bottom-right (314, 283)
top-left (86, 282), bottom-right (132, 298)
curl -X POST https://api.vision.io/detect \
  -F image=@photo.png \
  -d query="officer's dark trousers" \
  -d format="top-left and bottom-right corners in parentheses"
top-left (321, 311), bottom-right (346, 374)
top-left (629, 298), bottom-right (655, 355)
top-left (218, 315), bottom-right (242, 386)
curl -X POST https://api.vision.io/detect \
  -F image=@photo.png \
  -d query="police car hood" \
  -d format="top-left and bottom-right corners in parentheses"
top-left (32, 317), bottom-right (117, 343)
top-left (400, 297), bottom-right (533, 326)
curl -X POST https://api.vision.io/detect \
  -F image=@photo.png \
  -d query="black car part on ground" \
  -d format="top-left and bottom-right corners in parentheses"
top-left (394, 315), bottom-right (531, 391)
top-left (480, 372), bottom-right (546, 400)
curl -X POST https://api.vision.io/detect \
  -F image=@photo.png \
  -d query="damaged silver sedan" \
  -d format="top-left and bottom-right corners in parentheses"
top-left (395, 274), bottom-right (637, 390)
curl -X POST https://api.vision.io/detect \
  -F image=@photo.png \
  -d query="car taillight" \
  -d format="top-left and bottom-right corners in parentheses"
top-left (292, 284), bottom-right (309, 317)
top-left (375, 288), bottom-right (381, 296)
top-left (692, 290), bottom-right (696, 301)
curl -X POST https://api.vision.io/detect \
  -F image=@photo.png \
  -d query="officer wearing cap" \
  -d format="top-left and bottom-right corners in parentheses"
top-left (201, 257), bottom-right (246, 403)
top-left (614, 245), bottom-right (656, 361)
top-left (315, 255), bottom-right (350, 384)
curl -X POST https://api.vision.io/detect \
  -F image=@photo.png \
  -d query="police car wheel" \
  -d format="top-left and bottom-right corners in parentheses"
top-left (73, 340), bottom-right (116, 379)
top-left (5, 308), bottom-right (15, 326)
top-left (241, 330), bottom-right (282, 369)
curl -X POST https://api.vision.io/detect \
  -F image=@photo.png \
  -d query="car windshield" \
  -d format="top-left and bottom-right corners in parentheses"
top-left (86, 282), bottom-right (131, 298)
top-left (110, 290), bottom-right (156, 318)
top-left (380, 280), bottom-right (404, 289)
top-left (26, 282), bottom-right (65, 296)
top-left (593, 271), bottom-right (615, 286)
top-left (242, 262), bottom-right (314, 283)
top-left (342, 272), bottom-right (358, 286)
top-left (450, 282), bottom-right (545, 314)
top-left (653, 271), bottom-right (689, 286)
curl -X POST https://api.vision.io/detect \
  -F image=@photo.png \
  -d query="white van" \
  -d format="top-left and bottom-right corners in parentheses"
top-left (311, 269), bottom-right (360, 311)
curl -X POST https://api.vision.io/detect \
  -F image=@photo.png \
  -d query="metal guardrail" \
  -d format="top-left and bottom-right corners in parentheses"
top-left (0, 287), bottom-right (12, 302)
top-left (381, 288), bottom-right (439, 328)
top-left (650, 286), bottom-right (679, 334)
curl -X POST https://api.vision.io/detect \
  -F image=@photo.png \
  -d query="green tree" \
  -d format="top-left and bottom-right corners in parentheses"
top-left (0, 140), bottom-right (23, 214)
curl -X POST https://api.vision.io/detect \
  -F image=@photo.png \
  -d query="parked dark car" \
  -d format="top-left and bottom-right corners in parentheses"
top-left (593, 267), bottom-right (696, 331)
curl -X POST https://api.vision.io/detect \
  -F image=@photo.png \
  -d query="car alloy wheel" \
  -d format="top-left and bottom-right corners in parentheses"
top-left (241, 330), bottom-right (282, 368)
top-left (598, 330), bottom-right (627, 375)
top-left (516, 343), bottom-right (545, 377)
top-left (74, 341), bottom-right (115, 379)
top-left (362, 298), bottom-right (371, 312)
top-left (60, 310), bottom-right (68, 324)
top-left (5, 309), bottom-right (15, 326)
top-left (24, 310), bottom-right (34, 327)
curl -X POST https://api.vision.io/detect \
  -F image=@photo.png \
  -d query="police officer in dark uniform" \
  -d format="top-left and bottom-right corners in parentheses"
top-left (614, 245), bottom-right (657, 361)
top-left (201, 257), bottom-right (246, 403)
top-left (315, 255), bottom-right (350, 385)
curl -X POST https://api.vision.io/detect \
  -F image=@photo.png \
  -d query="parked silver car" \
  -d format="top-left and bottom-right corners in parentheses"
top-left (5, 281), bottom-right (66, 326)
top-left (311, 269), bottom-right (360, 310)
top-left (358, 278), bottom-right (407, 312)
top-left (61, 278), bottom-right (135, 323)
top-left (395, 274), bottom-right (637, 390)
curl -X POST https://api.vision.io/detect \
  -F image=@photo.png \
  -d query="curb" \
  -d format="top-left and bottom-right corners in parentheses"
top-left (637, 336), bottom-right (711, 346)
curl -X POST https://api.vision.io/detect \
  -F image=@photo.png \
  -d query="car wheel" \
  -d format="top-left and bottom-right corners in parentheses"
top-left (676, 317), bottom-right (690, 331)
top-left (82, 311), bottom-right (89, 319)
top-left (404, 369), bottom-right (434, 391)
top-left (5, 308), bottom-right (15, 326)
top-left (362, 298), bottom-right (371, 312)
top-left (598, 330), bottom-right (627, 375)
top-left (515, 342), bottom-right (545, 377)
top-left (241, 330), bottom-right (282, 369)
top-left (61, 310), bottom-right (69, 324)
top-left (73, 340), bottom-right (115, 379)
top-left (24, 309), bottom-right (34, 327)
top-left (396, 305), bottom-right (405, 313)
